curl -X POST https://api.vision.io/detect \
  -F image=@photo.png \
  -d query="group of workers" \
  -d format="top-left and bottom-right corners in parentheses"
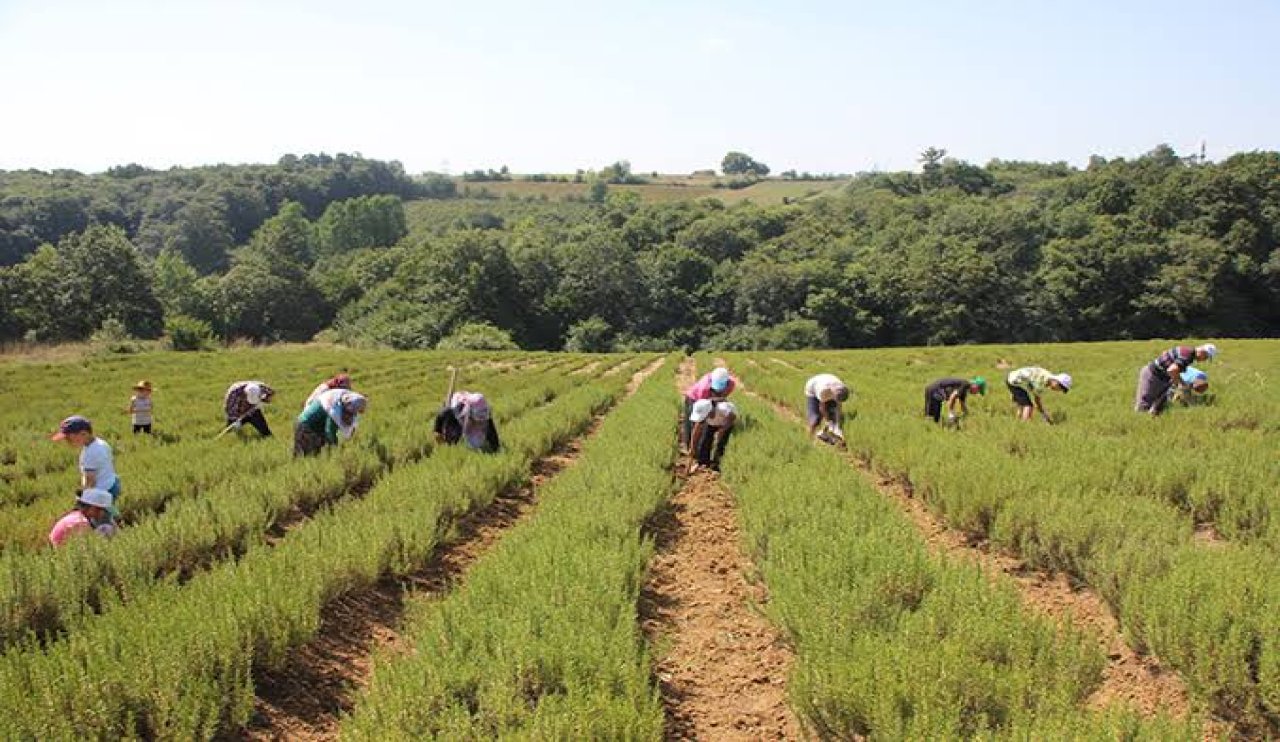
top-left (679, 342), bottom-right (1220, 474)
top-left (45, 342), bottom-right (1220, 544)
top-left (47, 371), bottom-right (503, 547)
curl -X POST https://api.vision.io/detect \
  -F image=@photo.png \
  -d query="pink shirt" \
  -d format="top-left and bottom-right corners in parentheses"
top-left (684, 373), bottom-right (737, 401)
top-left (49, 511), bottom-right (91, 547)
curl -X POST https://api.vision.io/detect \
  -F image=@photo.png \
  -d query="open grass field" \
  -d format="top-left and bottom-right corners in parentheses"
top-left (457, 174), bottom-right (848, 205)
top-left (0, 339), bottom-right (1274, 738)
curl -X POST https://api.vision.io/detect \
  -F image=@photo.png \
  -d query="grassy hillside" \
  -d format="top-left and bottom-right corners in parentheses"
top-left (455, 174), bottom-right (847, 205)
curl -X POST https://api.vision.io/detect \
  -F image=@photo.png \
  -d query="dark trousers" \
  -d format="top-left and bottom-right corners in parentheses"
top-left (293, 422), bottom-right (326, 457)
top-left (231, 409), bottom-right (272, 437)
top-left (680, 398), bottom-right (694, 449)
top-left (694, 424), bottom-right (732, 466)
top-left (924, 393), bottom-right (943, 423)
top-left (132, 424), bottom-right (152, 434)
top-left (1007, 382), bottom-right (1032, 408)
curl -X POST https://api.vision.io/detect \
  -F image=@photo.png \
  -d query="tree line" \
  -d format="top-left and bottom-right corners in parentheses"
top-left (1, 145), bottom-right (1277, 350)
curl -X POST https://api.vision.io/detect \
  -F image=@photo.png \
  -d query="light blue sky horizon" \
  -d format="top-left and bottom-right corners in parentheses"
top-left (1, 0), bottom-right (1277, 175)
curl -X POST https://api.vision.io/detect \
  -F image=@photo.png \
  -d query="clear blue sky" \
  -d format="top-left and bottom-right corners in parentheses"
top-left (1, 0), bottom-right (1277, 174)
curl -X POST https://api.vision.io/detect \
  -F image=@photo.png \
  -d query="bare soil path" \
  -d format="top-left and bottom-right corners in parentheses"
top-left (638, 358), bottom-right (800, 741)
top-left (740, 381), bottom-right (1211, 730)
top-left (240, 358), bottom-right (666, 741)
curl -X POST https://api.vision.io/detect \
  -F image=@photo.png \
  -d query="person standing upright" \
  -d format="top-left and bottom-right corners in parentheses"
top-left (127, 381), bottom-right (154, 434)
top-left (51, 415), bottom-right (122, 506)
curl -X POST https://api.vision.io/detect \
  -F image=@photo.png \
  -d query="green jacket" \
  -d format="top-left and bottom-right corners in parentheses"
top-left (297, 400), bottom-right (341, 444)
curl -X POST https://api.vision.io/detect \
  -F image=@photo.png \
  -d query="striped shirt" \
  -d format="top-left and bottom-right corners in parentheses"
top-left (130, 396), bottom-right (153, 425)
top-left (1148, 346), bottom-right (1195, 381)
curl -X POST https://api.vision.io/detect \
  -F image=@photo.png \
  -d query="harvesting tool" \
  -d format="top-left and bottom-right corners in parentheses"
top-left (214, 417), bottom-right (243, 440)
top-left (443, 365), bottom-right (458, 407)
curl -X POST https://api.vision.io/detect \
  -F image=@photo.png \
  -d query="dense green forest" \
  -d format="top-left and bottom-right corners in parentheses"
top-left (1, 145), bottom-right (1277, 350)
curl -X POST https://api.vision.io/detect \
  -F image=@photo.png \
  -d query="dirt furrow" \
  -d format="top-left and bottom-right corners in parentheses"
top-left (740, 383), bottom-right (1204, 727)
top-left (241, 359), bottom-right (666, 741)
top-left (639, 358), bottom-right (799, 741)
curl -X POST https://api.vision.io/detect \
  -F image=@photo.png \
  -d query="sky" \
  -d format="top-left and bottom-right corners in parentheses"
top-left (1, 0), bottom-right (1277, 175)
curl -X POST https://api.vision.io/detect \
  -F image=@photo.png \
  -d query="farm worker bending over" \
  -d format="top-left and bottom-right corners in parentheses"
top-left (294, 390), bottom-right (367, 457)
top-left (924, 376), bottom-right (986, 425)
top-left (304, 373), bottom-right (351, 410)
top-left (434, 392), bottom-right (501, 453)
top-left (224, 381), bottom-right (275, 437)
top-left (1135, 344), bottom-right (1217, 416)
top-left (688, 399), bottom-right (737, 473)
top-left (49, 488), bottom-right (118, 547)
top-left (804, 373), bottom-right (850, 444)
top-left (51, 416), bottom-right (121, 503)
top-left (681, 367), bottom-right (736, 452)
top-left (127, 380), bottom-right (154, 434)
top-left (1006, 367), bottom-right (1072, 423)
top-left (1168, 366), bottom-right (1210, 407)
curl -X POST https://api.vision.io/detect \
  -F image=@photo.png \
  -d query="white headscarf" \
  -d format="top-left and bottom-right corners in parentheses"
top-left (319, 389), bottom-right (366, 440)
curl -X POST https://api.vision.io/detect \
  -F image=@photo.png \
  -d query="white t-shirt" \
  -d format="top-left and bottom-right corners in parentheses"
top-left (689, 399), bottom-right (737, 427)
top-left (804, 374), bottom-right (845, 402)
top-left (80, 438), bottom-right (117, 492)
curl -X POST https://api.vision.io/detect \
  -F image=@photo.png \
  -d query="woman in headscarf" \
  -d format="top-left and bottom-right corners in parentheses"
top-left (433, 391), bottom-right (501, 453)
top-left (294, 389), bottom-right (368, 457)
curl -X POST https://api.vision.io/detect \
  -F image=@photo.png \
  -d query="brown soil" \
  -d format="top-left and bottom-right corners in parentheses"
top-left (628, 357), bottom-right (668, 392)
top-left (638, 358), bottom-right (800, 740)
top-left (241, 358), bottom-right (666, 741)
top-left (769, 357), bottom-right (801, 371)
top-left (741, 385), bottom-right (1211, 730)
top-left (642, 471), bottom-right (801, 741)
top-left (570, 360), bottom-right (602, 376)
top-left (1193, 521), bottom-right (1227, 548)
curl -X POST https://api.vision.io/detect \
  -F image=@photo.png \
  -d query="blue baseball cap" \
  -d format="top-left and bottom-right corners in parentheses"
top-left (51, 415), bottom-right (92, 441)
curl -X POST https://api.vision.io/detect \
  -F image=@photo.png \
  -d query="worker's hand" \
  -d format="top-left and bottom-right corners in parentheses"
top-left (231, 421), bottom-right (242, 430)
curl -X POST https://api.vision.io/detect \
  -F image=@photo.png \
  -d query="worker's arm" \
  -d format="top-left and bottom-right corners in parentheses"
top-left (324, 416), bottom-right (340, 445)
top-left (689, 420), bottom-right (708, 459)
top-left (1034, 394), bottom-right (1052, 424)
top-left (82, 470), bottom-right (97, 488)
top-left (946, 390), bottom-right (962, 416)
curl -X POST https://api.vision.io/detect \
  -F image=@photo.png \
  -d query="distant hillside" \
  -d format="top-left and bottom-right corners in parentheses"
top-left (454, 174), bottom-right (848, 205)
